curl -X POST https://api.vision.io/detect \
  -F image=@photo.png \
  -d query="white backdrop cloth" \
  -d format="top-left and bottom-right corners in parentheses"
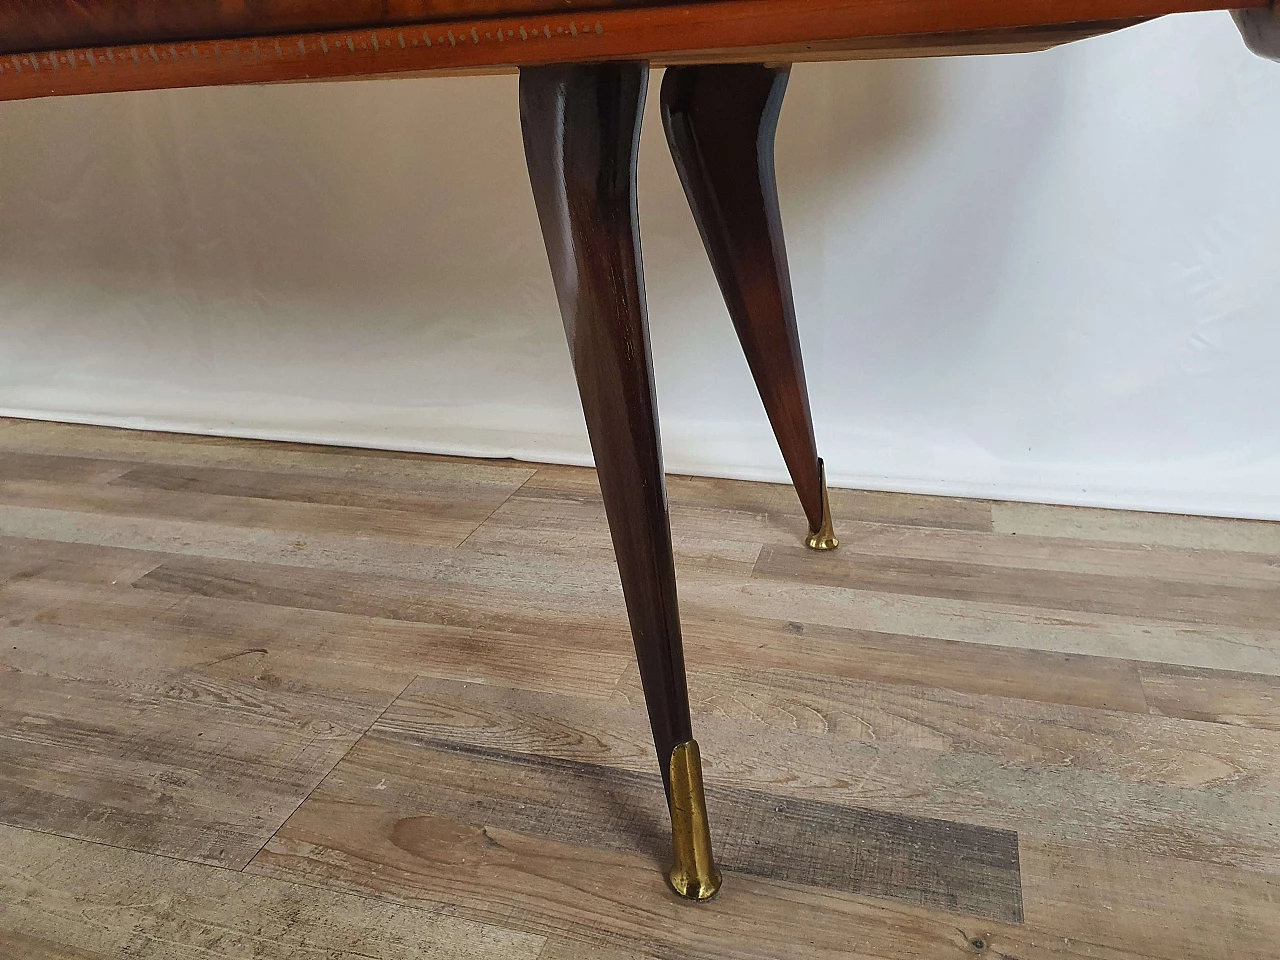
top-left (2, 12), bottom-right (1278, 519)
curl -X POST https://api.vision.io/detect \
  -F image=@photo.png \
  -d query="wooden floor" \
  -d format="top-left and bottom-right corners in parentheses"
top-left (1, 417), bottom-right (1278, 960)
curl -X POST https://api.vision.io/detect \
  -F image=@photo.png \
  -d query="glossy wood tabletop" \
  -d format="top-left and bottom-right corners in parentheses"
top-left (0, 0), bottom-right (1267, 101)
top-left (0, 0), bottom-right (666, 55)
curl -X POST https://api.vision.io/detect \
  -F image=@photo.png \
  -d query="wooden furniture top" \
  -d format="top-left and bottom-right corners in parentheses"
top-left (0, 0), bottom-right (1265, 101)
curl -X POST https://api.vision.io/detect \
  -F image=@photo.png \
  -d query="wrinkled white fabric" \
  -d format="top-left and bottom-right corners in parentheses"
top-left (1, 13), bottom-right (1277, 518)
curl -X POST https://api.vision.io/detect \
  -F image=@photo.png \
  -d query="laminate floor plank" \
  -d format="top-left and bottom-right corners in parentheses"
top-left (0, 419), bottom-right (537, 549)
top-left (340, 676), bottom-right (1280, 873)
top-left (1, 418), bottom-right (1277, 960)
top-left (0, 590), bottom-right (615, 871)
top-left (0, 535), bottom-right (165, 586)
top-left (0, 823), bottom-right (544, 959)
top-left (2, 581), bottom-right (410, 719)
top-left (0, 503), bottom-right (464, 581)
top-left (1019, 836), bottom-right (1280, 960)
top-left (0, 478), bottom-right (489, 547)
top-left (11, 501), bottom-right (1280, 679)
top-left (801, 523), bottom-right (1280, 588)
top-left (257, 810), bottom-right (1127, 960)
top-left (325, 724), bottom-right (1024, 919)
top-left (754, 542), bottom-right (1280, 630)
top-left (123, 546), bottom-right (1280, 723)
top-left (5, 534), bottom-right (1161, 719)
top-left (0, 572), bottom-right (417, 866)
top-left (0, 665), bottom-right (381, 867)
top-left (14, 534), bottom-right (1264, 725)
top-left (2, 577), bottom-right (631, 704)
top-left (0, 417), bottom-right (537, 488)
top-left (125, 551), bottom-right (1157, 715)
top-left (0, 503), bottom-right (648, 600)
top-left (993, 501), bottom-right (1280, 553)
top-left (538, 939), bottom-right (657, 960)
top-left (130, 553), bottom-right (634, 651)
top-left (4, 495), bottom-right (1276, 678)
top-left (614, 664), bottom-right (1280, 794)
top-left (680, 576), bottom-right (1280, 676)
top-left (678, 611), bottom-right (1152, 713)
top-left (1139, 663), bottom-right (1280, 730)
top-left (110, 461), bottom-right (522, 521)
top-left (522, 463), bottom-right (996, 533)
top-left (506, 468), bottom-right (1277, 588)
top-left (0, 451), bottom-right (134, 485)
top-left (250, 674), bottom-right (1261, 959)
top-left (0, 537), bottom-right (634, 868)
top-left (456, 489), bottom-right (766, 579)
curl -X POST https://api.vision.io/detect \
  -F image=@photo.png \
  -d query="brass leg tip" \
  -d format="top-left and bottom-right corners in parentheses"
top-left (668, 865), bottom-right (723, 901)
top-left (804, 458), bottom-right (838, 550)
top-left (805, 528), bottom-right (839, 551)
top-left (666, 740), bottom-right (722, 902)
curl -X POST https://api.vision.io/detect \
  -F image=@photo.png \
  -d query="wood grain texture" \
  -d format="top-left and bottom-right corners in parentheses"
top-left (682, 571), bottom-right (1280, 677)
top-left (0, 666), bottom-right (381, 867)
top-left (0, 451), bottom-right (133, 484)
top-left (992, 500), bottom-right (1280, 553)
top-left (0, 419), bottom-right (991, 533)
top-left (3, 572), bottom-right (631, 701)
top-left (3, 419), bottom-right (1280, 958)
top-left (131, 552), bottom-right (628, 643)
top-left (110, 460), bottom-right (521, 520)
top-left (0, 823), bottom-right (544, 959)
top-left (121, 550), bottom-right (1158, 714)
top-left (0, 458), bottom-right (530, 546)
top-left (470, 465), bottom-right (997, 579)
top-left (618, 665), bottom-right (1280, 794)
top-left (0, 534), bottom-right (164, 586)
top-left (1019, 836), bottom-right (1280, 960)
top-left (0, 417), bottom-right (539, 481)
top-left (249, 673), bottom-right (1279, 958)
top-left (250, 744), bottom-right (1032, 958)
top-left (341, 676), bottom-right (1280, 873)
top-left (538, 939), bottom-right (655, 960)
top-left (675, 615), bottom-right (1153, 713)
top-left (0, 562), bottom-right (414, 867)
top-left (377, 678), bottom-right (1025, 920)
top-left (286, 710), bottom-right (1023, 920)
top-left (0, 0), bottom-right (1262, 101)
top-left (754, 540), bottom-right (1280, 629)
top-left (0, 0), bottom-right (656, 56)
top-left (1139, 663), bottom-right (1280, 731)
top-left (496, 462), bottom-right (1276, 586)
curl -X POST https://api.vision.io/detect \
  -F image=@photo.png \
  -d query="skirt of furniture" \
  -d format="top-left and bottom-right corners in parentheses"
top-left (3, 0), bottom-right (1274, 901)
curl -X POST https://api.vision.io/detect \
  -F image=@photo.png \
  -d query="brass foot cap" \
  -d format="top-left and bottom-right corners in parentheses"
top-left (805, 528), bottom-right (838, 550)
top-left (804, 458), bottom-right (838, 551)
top-left (668, 865), bottom-right (723, 901)
top-left (666, 740), bottom-right (722, 902)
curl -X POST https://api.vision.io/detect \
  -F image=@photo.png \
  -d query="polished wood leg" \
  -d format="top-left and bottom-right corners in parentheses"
top-left (520, 61), bottom-right (721, 900)
top-left (661, 63), bottom-right (837, 550)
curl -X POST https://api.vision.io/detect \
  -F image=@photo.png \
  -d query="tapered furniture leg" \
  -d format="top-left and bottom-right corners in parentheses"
top-left (661, 64), bottom-right (837, 550)
top-left (520, 61), bottom-right (722, 902)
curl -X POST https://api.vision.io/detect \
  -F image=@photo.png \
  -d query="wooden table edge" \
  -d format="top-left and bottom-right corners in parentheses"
top-left (0, 0), bottom-right (1263, 101)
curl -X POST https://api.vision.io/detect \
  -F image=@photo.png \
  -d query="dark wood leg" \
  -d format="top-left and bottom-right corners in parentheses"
top-left (519, 61), bottom-right (721, 901)
top-left (661, 63), bottom-right (837, 550)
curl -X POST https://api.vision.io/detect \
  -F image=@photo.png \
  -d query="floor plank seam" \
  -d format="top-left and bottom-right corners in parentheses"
top-left (236, 673), bottom-right (421, 873)
top-left (453, 465), bottom-right (546, 551)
